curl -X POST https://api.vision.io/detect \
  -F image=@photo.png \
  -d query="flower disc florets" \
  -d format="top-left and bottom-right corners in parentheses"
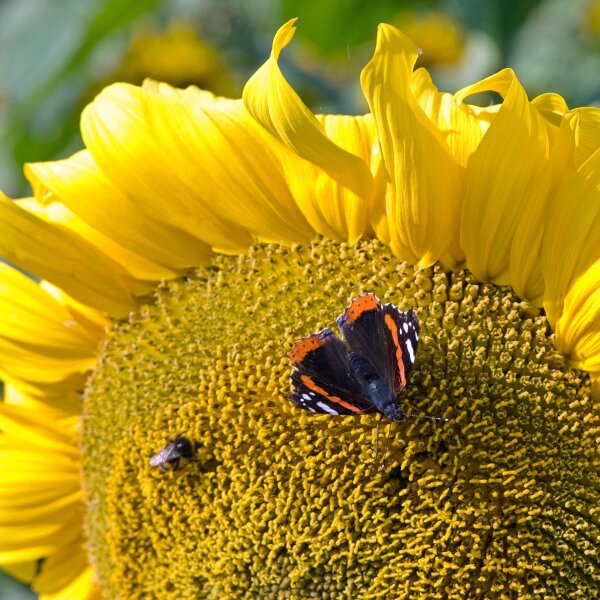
top-left (83, 238), bottom-right (598, 599)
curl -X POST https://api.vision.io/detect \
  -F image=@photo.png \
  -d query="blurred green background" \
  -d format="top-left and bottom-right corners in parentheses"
top-left (3, 0), bottom-right (600, 202)
top-left (1, 0), bottom-right (600, 597)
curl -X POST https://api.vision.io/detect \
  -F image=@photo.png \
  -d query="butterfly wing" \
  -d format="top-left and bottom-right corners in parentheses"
top-left (382, 303), bottom-right (419, 396)
top-left (336, 294), bottom-right (419, 397)
top-left (288, 328), bottom-right (373, 415)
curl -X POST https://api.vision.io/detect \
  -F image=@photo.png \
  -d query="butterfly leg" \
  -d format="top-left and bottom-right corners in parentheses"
top-left (372, 413), bottom-right (383, 463)
top-left (379, 422), bottom-right (392, 470)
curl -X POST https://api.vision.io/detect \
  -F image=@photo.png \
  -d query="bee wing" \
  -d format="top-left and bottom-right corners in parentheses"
top-left (150, 444), bottom-right (180, 466)
top-left (149, 449), bottom-right (166, 466)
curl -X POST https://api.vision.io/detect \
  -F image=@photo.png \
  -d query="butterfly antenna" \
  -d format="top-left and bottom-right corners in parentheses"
top-left (405, 413), bottom-right (449, 423)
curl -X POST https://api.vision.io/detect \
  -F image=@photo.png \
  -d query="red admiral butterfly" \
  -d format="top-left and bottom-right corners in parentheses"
top-left (288, 293), bottom-right (423, 421)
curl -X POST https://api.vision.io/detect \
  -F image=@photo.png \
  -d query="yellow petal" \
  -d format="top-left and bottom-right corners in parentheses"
top-left (0, 345), bottom-right (86, 384)
top-left (543, 148), bottom-right (600, 325)
top-left (0, 519), bottom-right (81, 563)
top-left (25, 151), bottom-right (212, 271)
top-left (278, 114), bottom-right (380, 242)
top-left (571, 106), bottom-right (600, 167)
top-left (531, 92), bottom-right (568, 126)
top-left (81, 83), bottom-right (254, 253)
top-left (361, 24), bottom-right (463, 267)
top-left (39, 280), bottom-right (108, 341)
top-left (0, 401), bottom-right (84, 579)
top-left (1, 366), bottom-right (85, 398)
top-left (410, 68), bottom-right (490, 167)
top-left (0, 480), bottom-right (79, 507)
top-left (509, 110), bottom-right (578, 304)
top-left (141, 81), bottom-right (314, 244)
top-left (554, 258), bottom-right (600, 372)
top-left (243, 19), bottom-right (373, 201)
top-left (0, 440), bottom-right (79, 474)
top-left (4, 289), bottom-right (102, 408)
top-left (0, 263), bottom-right (100, 350)
top-left (2, 376), bottom-right (82, 414)
top-left (0, 264), bottom-right (100, 390)
top-left (0, 405), bottom-right (78, 458)
top-left (33, 542), bottom-right (88, 596)
top-left (16, 197), bottom-right (164, 297)
top-left (0, 491), bottom-right (82, 522)
top-left (0, 192), bottom-right (135, 316)
top-left (38, 562), bottom-right (99, 600)
top-left (457, 69), bottom-right (550, 286)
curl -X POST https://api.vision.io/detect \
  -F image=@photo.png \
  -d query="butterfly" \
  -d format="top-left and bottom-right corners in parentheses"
top-left (288, 293), bottom-right (421, 421)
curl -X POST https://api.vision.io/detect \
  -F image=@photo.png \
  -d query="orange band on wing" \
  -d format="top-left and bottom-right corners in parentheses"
top-left (343, 293), bottom-right (381, 323)
top-left (288, 333), bottom-right (326, 364)
top-left (300, 375), bottom-right (364, 414)
top-left (384, 313), bottom-right (406, 387)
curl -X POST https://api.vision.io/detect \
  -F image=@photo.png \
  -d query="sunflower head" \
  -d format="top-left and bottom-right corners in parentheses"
top-left (78, 239), bottom-right (598, 598)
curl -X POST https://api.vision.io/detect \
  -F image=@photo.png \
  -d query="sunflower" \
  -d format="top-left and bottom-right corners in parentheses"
top-left (1, 18), bottom-right (599, 599)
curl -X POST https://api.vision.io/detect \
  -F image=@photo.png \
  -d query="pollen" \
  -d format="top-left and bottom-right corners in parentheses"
top-left (82, 238), bottom-right (599, 599)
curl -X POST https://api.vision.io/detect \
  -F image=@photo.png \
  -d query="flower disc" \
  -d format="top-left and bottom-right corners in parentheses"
top-left (82, 238), bottom-right (599, 599)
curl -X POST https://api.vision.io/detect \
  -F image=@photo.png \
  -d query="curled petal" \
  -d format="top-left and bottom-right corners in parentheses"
top-left (457, 69), bottom-right (551, 287)
top-left (543, 147), bottom-right (600, 325)
top-left (531, 92), bottom-right (569, 125)
top-left (361, 24), bottom-right (463, 267)
top-left (509, 110), bottom-right (578, 304)
top-left (555, 258), bottom-right (600, 372)
top-left (410, 68), bottom-right (490, 168)
top-left (570, 106), bottom-right (600, 167)
top-left (243, 19), bottom-right (373, 202)
top-left (279, 114), bottom-right (381, 242)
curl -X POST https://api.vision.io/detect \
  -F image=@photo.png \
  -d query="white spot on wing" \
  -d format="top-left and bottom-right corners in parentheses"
top-left (405, 338), bottom-right (415, 362)
top-left (316, 401), bottom-right (339, 415)
top-left (403, 322), bottom-right (409, 333)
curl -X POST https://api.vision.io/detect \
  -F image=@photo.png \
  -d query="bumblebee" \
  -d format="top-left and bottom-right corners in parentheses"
top-left (150, 434), bottom-right (196, 471)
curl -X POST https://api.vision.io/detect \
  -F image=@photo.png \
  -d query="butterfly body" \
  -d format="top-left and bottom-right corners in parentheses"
top-left (288, 293), bottom-right (419, 421)
top-left (347, 352), bottom-right (399, 419)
